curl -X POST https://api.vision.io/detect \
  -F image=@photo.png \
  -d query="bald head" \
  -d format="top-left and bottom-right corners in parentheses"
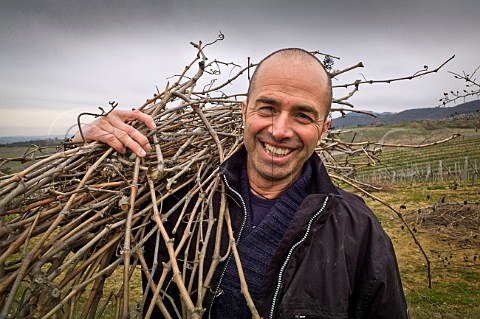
top-left (247, 48), bottom-right (332, 119)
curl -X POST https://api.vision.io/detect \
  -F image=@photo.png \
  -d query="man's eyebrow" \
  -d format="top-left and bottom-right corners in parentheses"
top-left (255, 96), bottom-right (279, 106)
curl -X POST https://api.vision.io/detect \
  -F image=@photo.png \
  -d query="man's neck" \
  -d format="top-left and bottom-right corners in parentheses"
top-left (249, 185), bottom-right (281, 200)
top-left (247, 175), bottom-right (297, 200)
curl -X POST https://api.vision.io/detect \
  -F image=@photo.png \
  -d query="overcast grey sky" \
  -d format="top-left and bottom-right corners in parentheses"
top-left (1, 0), bottom-right (479, 137)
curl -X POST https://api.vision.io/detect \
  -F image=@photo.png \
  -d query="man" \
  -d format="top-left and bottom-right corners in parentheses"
top-left (74, 48), bottom-right (409, 318)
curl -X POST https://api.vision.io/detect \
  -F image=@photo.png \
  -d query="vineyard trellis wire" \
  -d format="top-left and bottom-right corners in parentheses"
top-left (350, 134), bottom-right (480, 185)
top-left (0, 37), bottom-right (458, 318)
top-left (357, 158), bottom-right (479, 185)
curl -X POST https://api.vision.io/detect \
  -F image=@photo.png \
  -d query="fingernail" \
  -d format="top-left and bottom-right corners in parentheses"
top-left (139, 148), bottom-right (146, 157)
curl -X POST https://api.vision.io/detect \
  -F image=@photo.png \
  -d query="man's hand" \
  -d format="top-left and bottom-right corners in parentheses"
top-left (72, 109), bottom-right (156, 157)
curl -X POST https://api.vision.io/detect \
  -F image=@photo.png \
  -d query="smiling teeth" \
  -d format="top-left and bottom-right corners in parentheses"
top-left (264, 143), bottom-right (291, 156)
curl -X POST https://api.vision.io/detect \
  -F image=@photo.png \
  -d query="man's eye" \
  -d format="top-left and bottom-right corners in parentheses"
top-left (257, 107), bottom-right (275, 115)
top-left (296, 113), bottom-right (314, 123)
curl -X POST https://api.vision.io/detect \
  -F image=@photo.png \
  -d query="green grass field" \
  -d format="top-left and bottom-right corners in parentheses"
top-left (356, 183), bottom-right (480, 319)
top-left (0, 145), bottom-right (60, 174)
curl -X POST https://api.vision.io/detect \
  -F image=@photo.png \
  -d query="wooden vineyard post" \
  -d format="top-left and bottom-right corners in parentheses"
top-left (439, 160), bottom-right (443, 182)
top-left (463, 157), bottom-right (469, 184)
top-left (474, 160), bottom-right (478, 185)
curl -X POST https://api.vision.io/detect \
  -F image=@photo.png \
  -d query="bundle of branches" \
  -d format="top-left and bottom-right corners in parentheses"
top-left (0, 37), bottom-right (456, 318)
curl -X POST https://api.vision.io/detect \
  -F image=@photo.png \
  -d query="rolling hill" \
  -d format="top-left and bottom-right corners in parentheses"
top-left (331, 100), bottom-right (480, 128)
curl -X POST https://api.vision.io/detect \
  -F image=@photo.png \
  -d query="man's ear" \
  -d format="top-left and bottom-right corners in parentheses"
top-left (318, 118), bottom-right (331, 146)
top-left (241, 101), bottom-right (247, 123)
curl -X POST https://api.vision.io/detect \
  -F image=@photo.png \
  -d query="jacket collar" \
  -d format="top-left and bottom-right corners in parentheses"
top-left (219, 146), bottom-right (340, 197)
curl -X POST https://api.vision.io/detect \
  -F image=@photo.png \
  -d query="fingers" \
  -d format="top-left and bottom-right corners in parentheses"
top-left (122, 109), bottom-right (157, 130)
top-left (107, 119), bottom-right (152, 157)
top-left (72, 109), bottom-right (157, 158)
top-left (94, 127), bottom-right (128, 154)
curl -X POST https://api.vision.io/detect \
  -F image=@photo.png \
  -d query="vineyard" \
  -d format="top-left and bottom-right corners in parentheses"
top-left (334, 125), bottom-right (480, 185)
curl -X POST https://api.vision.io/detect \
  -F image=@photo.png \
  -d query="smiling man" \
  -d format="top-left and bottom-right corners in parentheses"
top-left (73, 48), bottom-right (409, 318)
top-left (242, 50), bottom-right (331, 199)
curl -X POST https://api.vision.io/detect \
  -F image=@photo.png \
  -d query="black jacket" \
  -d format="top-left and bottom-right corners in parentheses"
top-left (143, 148), bottom-right (409, 319)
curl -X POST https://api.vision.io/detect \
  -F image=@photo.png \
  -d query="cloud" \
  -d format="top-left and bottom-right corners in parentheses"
top-left (1, 0), bottom-right (479, 136)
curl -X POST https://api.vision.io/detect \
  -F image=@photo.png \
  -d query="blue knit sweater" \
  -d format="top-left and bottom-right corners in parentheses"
top-left (212, 162), bottom-right (312, 318)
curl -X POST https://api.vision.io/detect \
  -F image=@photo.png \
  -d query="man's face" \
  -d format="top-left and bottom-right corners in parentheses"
top-left (243, 55), bottom-right (331, 190)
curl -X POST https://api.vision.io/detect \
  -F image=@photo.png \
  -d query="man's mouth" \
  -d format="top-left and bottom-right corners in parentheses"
top-left (264, 143), bottom-right (292, 157)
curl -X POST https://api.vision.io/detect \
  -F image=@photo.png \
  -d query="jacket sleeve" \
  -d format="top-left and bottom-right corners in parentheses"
top-left (354, 210), bottom-right (410, 319)
top-left (364, 238), bottom-right (409, 318)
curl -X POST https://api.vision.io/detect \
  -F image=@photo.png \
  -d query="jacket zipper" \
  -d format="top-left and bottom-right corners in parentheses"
top-left (208, 174), bottom-right (249, 319)
top-left (269, 196), bottom-right (330, 319)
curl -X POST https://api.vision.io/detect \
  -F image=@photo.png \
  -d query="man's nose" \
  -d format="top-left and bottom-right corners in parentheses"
top-left (269, 113), bottom-right (293, 141)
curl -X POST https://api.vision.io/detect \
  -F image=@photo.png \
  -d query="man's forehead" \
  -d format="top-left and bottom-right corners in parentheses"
top-left (256, 55), bottom-right (328, 84)
top-left (262, 52), bottom-right (324, 70)
top-left (253, 61), bottom-right (328, 96)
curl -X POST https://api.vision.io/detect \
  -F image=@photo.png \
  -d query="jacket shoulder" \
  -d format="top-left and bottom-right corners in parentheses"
top-left (336, 188), bottom-right (368, 206)
top-left (333, 188), bottom-right (380, 223)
